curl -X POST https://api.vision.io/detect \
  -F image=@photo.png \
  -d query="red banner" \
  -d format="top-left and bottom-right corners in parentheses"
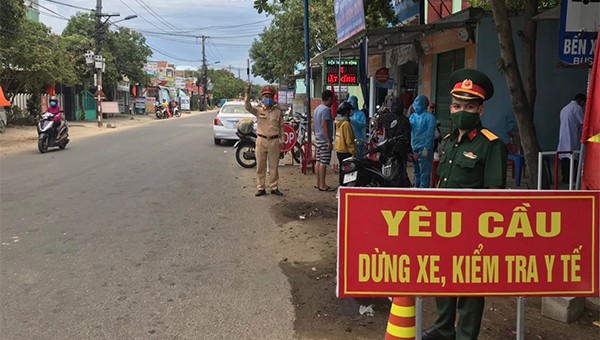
top-left (581, 29), bottom-right (600, 190)
top-left (337, 188), bottom-right (600, 298)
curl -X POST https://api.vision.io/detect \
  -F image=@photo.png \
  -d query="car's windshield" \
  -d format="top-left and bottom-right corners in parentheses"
top-left (220, 104), bottom-right (248, 114)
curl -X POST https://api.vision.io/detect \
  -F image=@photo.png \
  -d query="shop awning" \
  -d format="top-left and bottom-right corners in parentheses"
top-left (311, 7), bottom-right (484, 65)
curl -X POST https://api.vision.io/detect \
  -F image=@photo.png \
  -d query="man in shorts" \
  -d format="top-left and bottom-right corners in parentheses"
top-left (313, 90), bottom-right (334, 191)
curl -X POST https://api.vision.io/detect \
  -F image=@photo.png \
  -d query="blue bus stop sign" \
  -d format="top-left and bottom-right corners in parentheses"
top-left (558, 0), bottom-right (599, 66)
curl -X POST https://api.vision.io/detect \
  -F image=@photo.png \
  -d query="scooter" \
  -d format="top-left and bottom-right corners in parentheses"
top-left (287, 110), bottom-right (307, 164)
top-left (340, 135), bottom-right (410, 187)
top-left (0, 108), bottom-right (6, 133)
top-left (155, 104), bottom-right (169, 119)
top-left (233, 131), bottom-right (258, 168)
top-left (233, 126), bottom-right (289, 169)
top-left (171, 106), bottom-right (180, 117)
top-left (37, 112), bottom-right (69, 153)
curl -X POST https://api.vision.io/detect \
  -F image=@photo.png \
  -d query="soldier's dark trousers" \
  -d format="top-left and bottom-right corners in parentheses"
top-left (433, 297), bottom-right (484, 340)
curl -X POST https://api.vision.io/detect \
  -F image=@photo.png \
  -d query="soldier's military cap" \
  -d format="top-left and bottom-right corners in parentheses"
top-left (449, 68), bottom-right (494, 101)
top-left (260, 85), bottom-right (276, 96)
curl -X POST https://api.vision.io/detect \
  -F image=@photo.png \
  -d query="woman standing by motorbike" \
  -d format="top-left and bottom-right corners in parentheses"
top-left (334, 101), bottom-right (356, 185)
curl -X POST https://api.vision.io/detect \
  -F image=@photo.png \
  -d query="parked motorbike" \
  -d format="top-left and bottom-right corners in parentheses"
top-left (37, 112), bottom-right (69, 153)
top-left (155, 104), bottom-right (168, 119)
top-left (340, 135), bottom-right (410, 187)
top-left (287, 110), bottom-right (307, 164)
top-left (233, 130), bottom-right (258, 168)
top-left (233, 120), bottom-right (290, 169)
top-left (0, 108), bottom-right (6, 133)
top-left (171, 106), bottom-right (180, 117)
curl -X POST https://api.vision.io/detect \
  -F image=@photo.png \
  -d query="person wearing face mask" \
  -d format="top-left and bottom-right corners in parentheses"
top-left (334, 101), bottom-right (356, 185)
top-left (409, 95), bottom-right (436, 188)
top-left (423, 69), bottom-right (507, 340)
top-left (348, 95), bottom-right (366, 159)
top-left (46, 95), bottom-right (66, 140)
top-left (245, 84), bottom-right (284, 197)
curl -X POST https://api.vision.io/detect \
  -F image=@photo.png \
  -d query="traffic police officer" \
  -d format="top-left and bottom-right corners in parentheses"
top-left (245, 84), bottom-right (284, 197)
top-left (423, 69), bottom-right (507, 340)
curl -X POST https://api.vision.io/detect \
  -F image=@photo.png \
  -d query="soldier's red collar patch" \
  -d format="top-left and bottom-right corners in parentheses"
top-left (468, 129), bottom-right (478, 141)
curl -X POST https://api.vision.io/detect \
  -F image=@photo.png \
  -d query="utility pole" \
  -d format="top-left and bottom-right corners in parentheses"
top-left (201, 35), bottom-right (207, 111)
top-left (95, 0), bottom-right (103, 127)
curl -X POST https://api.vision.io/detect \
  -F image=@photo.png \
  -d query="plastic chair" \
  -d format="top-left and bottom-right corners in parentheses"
top-left (508, 148), bottom-right (553, 188)
top-left (506, 144), bottom-right (524, 186)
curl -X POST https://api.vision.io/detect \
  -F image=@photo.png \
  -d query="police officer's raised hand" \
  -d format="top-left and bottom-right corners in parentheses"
top-left (245, 83), bottom-right (251, 94)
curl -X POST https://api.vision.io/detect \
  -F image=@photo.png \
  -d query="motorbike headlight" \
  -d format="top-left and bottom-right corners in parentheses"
top-left (341, 161), bottom-right (357, 173)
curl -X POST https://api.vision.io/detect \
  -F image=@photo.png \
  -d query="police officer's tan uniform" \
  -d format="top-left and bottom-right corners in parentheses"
top-left (423, 69), bottom-right (507, 340)
top-left (245, 85), bottom-right (284, 196)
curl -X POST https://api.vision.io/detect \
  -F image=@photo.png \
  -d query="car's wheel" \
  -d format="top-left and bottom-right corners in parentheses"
top-left (0, 120), bottom-right (6, 133)
top-left (213, 138), bottom-right (221, 145)
top-left (235, 143), bottom-right (257, 168)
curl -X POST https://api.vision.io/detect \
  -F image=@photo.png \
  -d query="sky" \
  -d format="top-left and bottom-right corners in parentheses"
top-left (36, 0), bottom-right (272, 83)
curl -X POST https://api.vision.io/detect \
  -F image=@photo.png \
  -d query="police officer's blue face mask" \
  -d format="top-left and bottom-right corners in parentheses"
top-left (263, 98), bottom-right (274, 106)
top-left (49, 101), bottom-right (57, 108)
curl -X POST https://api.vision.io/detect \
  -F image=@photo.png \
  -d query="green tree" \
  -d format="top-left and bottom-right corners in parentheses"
top-left (250, 0), bottom-right (395, 82)
top-left (470, 0), bottom-right (559, 187)
top-left (0, 19), bottom-right (78, 113)
top-left (207, 69), bottom-right (247, 102)
top-left (62, 13), bottom-right (152, 90)
top-left (1, 0), bottom-right (77, 118)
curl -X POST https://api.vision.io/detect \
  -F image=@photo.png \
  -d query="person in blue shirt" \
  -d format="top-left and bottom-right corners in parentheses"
top-left (348, 95), bottom-right (366, 158)
top-left (409, 95), bottom-right (437, 188)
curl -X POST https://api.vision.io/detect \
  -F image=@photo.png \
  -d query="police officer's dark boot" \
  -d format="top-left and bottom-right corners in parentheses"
top-left (270, 189), bottom-right (283, 196)
top-left (255, 190), bottom-right (266, 197)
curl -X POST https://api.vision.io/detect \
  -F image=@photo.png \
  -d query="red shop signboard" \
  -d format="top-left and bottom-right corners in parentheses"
top-left (337, 188), bottom-right (600, 298)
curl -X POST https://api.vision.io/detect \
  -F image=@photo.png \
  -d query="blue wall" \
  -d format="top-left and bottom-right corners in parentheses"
top-left (475, 14), bottom-right (588, 151)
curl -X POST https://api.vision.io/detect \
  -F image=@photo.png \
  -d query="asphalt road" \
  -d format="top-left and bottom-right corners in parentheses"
top-left (0, 112), bottom-right (295, 339)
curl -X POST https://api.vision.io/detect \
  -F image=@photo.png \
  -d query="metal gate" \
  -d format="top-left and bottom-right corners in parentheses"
top-left (76, 91), bottom-right (97, 121)
top-left (434, 48), bottom-right (465, 135)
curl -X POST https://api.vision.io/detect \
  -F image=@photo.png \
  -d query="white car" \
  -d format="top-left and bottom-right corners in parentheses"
top-left (212, 101), bottom-right (256, 145)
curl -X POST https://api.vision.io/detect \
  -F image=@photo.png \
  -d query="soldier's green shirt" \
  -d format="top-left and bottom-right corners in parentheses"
top-left (436, 124), bottom-right (508, 188)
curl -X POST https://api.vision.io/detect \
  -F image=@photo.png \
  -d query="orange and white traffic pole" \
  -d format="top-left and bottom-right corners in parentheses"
top-left (385, 297), bottom-right (416, 340)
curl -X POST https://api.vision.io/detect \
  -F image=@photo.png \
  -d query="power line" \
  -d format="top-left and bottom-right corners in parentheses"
top-left (37, 3), bottom-right (69, 20)
top-left (125, 19), bottom-right (270, 34)
top-left (38, 9), bottom-right (69, 21)
top-left (134, 0), bottom-right (183, 34)
top-left (209, 43), bottom-right (252, 48)
top-left (118, 0), bottom-right (171, 35)
top-left (207, 38), bottom-right (227, 62)
top-left (146, 43), bottom-right (203, 63)
top-left (40, 0), bottom-right (93, 11)
top-left (129, 29), bottom-right (264, 39)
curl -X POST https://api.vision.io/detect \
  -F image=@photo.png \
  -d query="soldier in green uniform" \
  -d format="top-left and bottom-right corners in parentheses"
top-left (422, 69), bottom-right (508, 340)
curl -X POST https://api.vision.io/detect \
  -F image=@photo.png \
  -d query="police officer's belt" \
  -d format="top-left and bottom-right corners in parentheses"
top-left (257, 134), bottom-right (279, 140)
